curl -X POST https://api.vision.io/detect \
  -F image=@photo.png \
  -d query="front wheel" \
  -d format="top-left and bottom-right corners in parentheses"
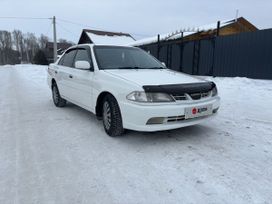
top-left (102, 95), bottom-right (124, 137)
top-left (52, 83), bottom-right (67, 107)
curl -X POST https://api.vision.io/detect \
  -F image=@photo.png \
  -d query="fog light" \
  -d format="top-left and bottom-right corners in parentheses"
top-left (146, 117), bottom-right (165, 125)
top-left (213, 107), bottom-right (219, 113)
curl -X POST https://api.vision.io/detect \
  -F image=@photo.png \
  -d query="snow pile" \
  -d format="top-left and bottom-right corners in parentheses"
top-left (86, 32), bottom-right (135, 45)
top-left (0, 65), bottom-right (272, 203)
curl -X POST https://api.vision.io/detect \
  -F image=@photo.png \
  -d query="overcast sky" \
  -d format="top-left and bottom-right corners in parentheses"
top-left (0, 0), bottom-right (271, 43)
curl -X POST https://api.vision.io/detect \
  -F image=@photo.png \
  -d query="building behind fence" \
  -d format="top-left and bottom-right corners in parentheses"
top-left (134, 18), bottom-right (272, 80)
top-left (76, 17), bottom-right (271, 80)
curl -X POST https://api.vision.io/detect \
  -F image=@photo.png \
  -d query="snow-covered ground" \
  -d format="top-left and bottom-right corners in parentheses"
top-left (0, 65), bottom-right (272, 204)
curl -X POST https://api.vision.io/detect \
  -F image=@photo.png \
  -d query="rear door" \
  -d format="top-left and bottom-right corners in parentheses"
top-left (57, 49), bottom-right (77, 100)
top-left (66, 46), bottom-right (95, 111)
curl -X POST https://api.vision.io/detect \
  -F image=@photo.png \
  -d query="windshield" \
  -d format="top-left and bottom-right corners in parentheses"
top-left (94, 46), bottom-right (165, 70)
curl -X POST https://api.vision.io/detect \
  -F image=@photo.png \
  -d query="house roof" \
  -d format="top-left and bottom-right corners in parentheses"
top-left (78, 29), bottom-right (135, 45)
top-left (127, 17), bottom-right (258, 47)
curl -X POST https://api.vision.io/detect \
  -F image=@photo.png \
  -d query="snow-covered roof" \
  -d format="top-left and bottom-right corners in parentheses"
top-left (127, 19), bottom-right (235, 47)
top-left (79, 29), bottom-right (135, 45)
top-left (86, 32), bottom-right (135, 45)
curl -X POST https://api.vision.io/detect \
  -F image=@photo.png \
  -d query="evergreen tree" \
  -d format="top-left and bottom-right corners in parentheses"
top-left (33, 50), bottom-right (48, 65)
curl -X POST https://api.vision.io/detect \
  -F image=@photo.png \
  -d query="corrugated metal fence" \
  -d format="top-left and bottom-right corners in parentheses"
top-left (140, 29), bottom-right (272, 79)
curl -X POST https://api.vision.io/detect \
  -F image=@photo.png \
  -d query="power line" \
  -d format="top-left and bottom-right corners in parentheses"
top-left (56, 22), bottom-right (80, 39)
top-left (130, 33), bottom-right (150, 37)
top-left (0, 16), bottom-right (152, 38)
top-left (57, 18), bottom-right (151, 38)
top-left (0, 16), bottom-right (53, 37)
top-left (45, 21), bottom-right (53, 37)
top-left (0, 16), bottom-right (53, 36)
top-left (57, 18), bottom-right (103, 30)
top-left (0, 16), bottom-right (51, 20)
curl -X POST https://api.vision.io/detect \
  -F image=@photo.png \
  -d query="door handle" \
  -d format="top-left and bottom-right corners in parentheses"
top-left (69, 74), bottom-right (73, 79)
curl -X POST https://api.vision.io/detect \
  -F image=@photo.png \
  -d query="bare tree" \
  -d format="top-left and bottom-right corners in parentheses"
top-left (0, 31), bottom-right (13, 64)
top-left (39, 34), bottom-right (49, 50)
top-left (59, 38), bottom-right (75, 45)
top-left (24, 33), bottom-right (39, 62)
top-left (12, 30), bottom-right (24, 62)
top-left (0, 31), bottom-right (5, 49)
top-left (0, 31), bottom-right (4, 64)
top-left (13, 30), bottom-right (21, 51)
top-left (58, 38), bottom-right (69, 43)
top-left (0, 29), bottom-right (73, 65)
top-left (0, 31), bottom-right (12, 49)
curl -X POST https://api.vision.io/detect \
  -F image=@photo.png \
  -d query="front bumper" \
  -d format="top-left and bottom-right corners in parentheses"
top-left (119, 96), bottom-right (220, 132)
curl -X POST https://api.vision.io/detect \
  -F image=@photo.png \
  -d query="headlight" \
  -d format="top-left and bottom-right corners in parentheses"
top-left (127, 91), bottom-right (174, 102)
top-left (211, 86), bottom-right (218, 96)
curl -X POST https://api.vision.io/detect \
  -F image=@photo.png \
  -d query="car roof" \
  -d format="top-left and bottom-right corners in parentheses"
top-left (62, 44), bottom-right (138, 56)
top-left (69, 43), bottom-right (134, 49)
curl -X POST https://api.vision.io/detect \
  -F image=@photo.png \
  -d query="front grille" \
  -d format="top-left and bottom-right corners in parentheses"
top-left (146, 111), bottom-right (215, 125)
top-left (172, 91), bottom-right (211, 101)
top-left (190, 91), bottom-right (211, 100)
top-left (167, 115), bottom-right (185, 122)
top-left (190, 93), bottom-right (201, 100)
top-left (172, 94), bottom-right (187, 101)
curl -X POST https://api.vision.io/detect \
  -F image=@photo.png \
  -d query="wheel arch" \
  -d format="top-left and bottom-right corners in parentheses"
top-left (51, 78), bottom-right (56, 89)
top-left (95, 91), bottom-right (116, 117)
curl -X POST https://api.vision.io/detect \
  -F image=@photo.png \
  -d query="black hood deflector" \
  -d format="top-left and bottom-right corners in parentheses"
top-left (143, 82), bottom-right (216, 94)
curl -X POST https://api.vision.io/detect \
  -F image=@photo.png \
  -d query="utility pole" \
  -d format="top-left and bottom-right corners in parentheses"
top-left (235, 9), bottom-right (239, 22)
top-left (216, 21), bottom-right (221, 36)
top-left (157, 34), bottom-right (160, 59)
top-left (52, 16), bottom-right (57, 62)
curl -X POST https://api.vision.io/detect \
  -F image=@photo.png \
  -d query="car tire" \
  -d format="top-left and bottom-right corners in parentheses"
top-left (52, 83), bottom-right (67, 107)
top-left (102, 94), bottom-right (124, 137)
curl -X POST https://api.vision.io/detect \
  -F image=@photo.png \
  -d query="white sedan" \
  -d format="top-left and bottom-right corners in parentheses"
top-left (47, 44), bottom-right (220, 136)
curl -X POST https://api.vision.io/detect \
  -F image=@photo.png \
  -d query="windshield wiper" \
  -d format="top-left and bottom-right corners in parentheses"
top-left (117, 66), bottom-right (146, 69)
top-left (116, 66), bottom-right (165, 69)
top-left (147, 67), bottom-right (165, 69)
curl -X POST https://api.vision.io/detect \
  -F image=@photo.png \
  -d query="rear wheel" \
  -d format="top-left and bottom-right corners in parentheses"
top-left (52, 83), bottom-right (66, 107)
top-left (102, 94), bottom-right (124, 137)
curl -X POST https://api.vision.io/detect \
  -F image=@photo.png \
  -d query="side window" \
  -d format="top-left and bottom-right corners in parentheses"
top-left (61, 49), bottom-right (77, 67)
top-left (74, 48), bottom-right (93, 69)
top-left (58, 54), bottom-right (65, 65)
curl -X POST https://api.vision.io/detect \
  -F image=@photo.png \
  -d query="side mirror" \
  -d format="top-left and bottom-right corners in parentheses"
top-left (75, 60), bottom-right (90, 70)
top-left (162, 62), bottom-right (166, 67)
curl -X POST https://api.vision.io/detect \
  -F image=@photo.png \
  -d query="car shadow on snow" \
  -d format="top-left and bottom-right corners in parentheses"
top-left (59, 102), bottom-right (217, 144)
top-left (64, 102), bottom-right (93, 115)
top-left (118, 124), bottom-right (217, 147)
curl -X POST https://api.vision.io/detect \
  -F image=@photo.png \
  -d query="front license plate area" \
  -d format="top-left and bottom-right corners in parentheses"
top-left (185, 104), bottom-right (213, 119)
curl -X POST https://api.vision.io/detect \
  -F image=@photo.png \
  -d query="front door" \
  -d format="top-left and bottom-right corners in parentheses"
top-left (67, 47), bottom-right (94, 111)
top-left (57, 49), bottom-right (78, 100)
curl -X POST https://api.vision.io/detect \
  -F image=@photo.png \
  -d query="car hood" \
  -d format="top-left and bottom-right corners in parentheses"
top-left (104, 69), bottom-right (204, 86)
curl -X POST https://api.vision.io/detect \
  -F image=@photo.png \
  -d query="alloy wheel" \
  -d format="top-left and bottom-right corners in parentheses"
top-left (103, 101), bottom-right (111, 130)
top-left (53, 86), bottom-right (59, 104)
